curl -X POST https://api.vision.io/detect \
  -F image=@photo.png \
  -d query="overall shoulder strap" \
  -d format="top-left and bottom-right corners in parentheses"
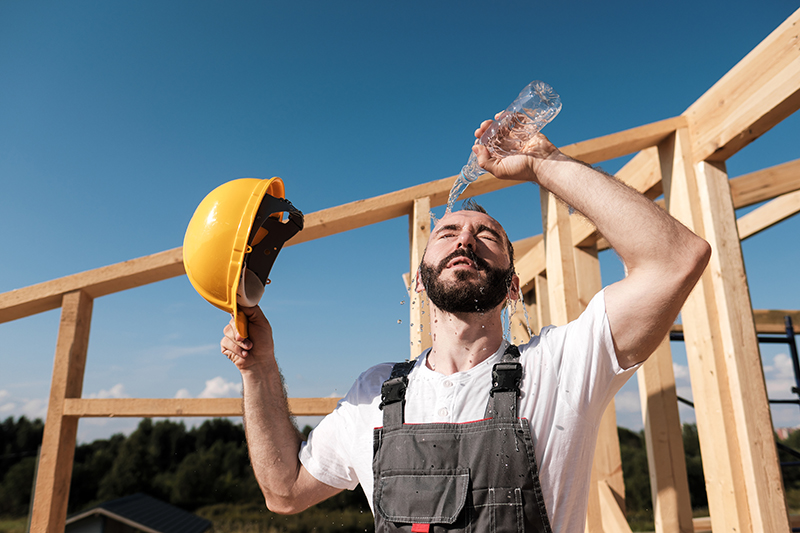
top-left (484, 344), bottom-right (523, 420)
top-left (379, 360), bottom-right (416, 427)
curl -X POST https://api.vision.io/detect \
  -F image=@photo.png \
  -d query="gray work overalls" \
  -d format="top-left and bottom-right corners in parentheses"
top-left (372, 345), bottom-right (553, 532)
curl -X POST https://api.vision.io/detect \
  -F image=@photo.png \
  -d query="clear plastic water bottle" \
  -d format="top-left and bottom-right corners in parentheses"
top-left (446, 80), bottom-right (562, 213)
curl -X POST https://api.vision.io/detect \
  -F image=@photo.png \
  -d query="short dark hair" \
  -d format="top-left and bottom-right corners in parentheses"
top-left (460, 199), bottom-right (515, 267)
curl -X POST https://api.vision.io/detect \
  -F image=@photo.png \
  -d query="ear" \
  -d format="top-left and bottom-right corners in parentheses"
top-left (414, 268), bottom-right (425, 294)
top-left (507, 273), bottom-right (520, 302)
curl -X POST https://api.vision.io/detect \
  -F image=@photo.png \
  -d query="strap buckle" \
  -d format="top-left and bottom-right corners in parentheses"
top-left (490, 362), bottom-right (523, 397)
top-left (379, 360), bottom-right (416, 409)
top-left (380, 376), bottom-right (408, 410)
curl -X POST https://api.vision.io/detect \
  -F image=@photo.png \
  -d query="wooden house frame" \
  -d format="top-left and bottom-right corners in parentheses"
top-left (2, 8), bottom-right (799, 532)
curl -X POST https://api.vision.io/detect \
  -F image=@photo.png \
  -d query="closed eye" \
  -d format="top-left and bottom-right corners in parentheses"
top-left (475, 224), bottom-right (502, 243)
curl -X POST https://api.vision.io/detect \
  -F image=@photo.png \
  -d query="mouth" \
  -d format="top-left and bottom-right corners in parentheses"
top-left (446, 256), bottom-right (477, 270)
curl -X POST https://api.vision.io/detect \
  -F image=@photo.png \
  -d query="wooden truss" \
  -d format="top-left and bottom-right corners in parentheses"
top-left (1, 8), bottom-right (798, 533)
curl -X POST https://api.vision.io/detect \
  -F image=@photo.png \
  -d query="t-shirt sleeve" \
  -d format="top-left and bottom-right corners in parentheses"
top-left (533, 289), bottom-right (639, 421)
top-left (299, 363), bottom-right (391, 490)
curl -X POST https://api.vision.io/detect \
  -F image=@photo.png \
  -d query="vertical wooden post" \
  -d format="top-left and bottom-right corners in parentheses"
top-left (576, 243), bottom-right (629, 533)
top-left (660, 127), bottom-right (751, 532)
top-left (510, 289), bottom-right (537, 345)
top-left (694, 159), bottom-right (789, 532)
top-left (409, 197), bottom-right (432, 360)
top-left (541, 191), bottom-right (580, 324)
top-left (30, 290), bottom-right (93, 533)
top-left (534, 274), bottom-right (550, 329)
top-left (543, 192), bottom-right (628, 531)
top-left (637, 337), bottom-right (694, 533)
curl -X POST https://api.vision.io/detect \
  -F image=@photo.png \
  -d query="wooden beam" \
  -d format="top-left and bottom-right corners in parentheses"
top-left (694, 159), bottom-right (790, 531)
top-left (30, 290), bottom-right (93, 533)
top-left (409, 197), bottom-right (432, 359)
top-left (737, 189), bottom-right (800, 239)
top-left (598, 481), bottom-right (634, 533)
top-left (286, 116), bottom-right (689, 249)
top-left (61, 397), bottom-right (340, 417)
top-left (752, 309), bottom-right (800, 334)
top-left (516, 238), bottom-right (546, 294)
top-left (672, 309), bottom-right (800, 335)
top-left (541, 190), bottom-right (580, 324)
top-left (693, 514), bottom-right (800, 532)
top-left (511, 234), bottom-right (542, 260)
top-left (730, 157), bottom-right (800, 209)
top-left (638, 337), bottom-right (694, 533)
top-left (0, 248), bottom-right (184, 324)
top-left (0, 117), bottom-right (672, 326)
top-left (534, 274), bottom-right (550, 333)
top-left (575, 243), bottom-right (628, 530)
top-left (684, 8), bottom-right (800, 162)
top-left (659, 128), bottom-right (752, 532)
top-left (559, 116), bottom-right (685, 165)
top-left (509, 290), bottom-right (537, 344)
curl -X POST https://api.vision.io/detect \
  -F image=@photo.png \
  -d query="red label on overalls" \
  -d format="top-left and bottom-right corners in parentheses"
top-left (411, 524), bottom-right (430, 533)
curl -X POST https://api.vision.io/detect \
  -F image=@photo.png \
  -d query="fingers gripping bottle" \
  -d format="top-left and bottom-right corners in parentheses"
top-left (445, 80), bottom-right (562, 213)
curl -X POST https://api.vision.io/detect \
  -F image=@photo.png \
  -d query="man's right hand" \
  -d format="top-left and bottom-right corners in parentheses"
top-left (220, 306), bottom-right (275, 373)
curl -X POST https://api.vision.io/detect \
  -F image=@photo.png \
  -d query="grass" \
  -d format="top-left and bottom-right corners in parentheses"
top-left (196, 502), bottom-right (374, 533)
top-left (0, 517), bottom-right (26, 533)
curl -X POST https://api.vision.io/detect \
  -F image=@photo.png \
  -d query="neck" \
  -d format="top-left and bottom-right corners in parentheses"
top-left (425, 302), bottom-right (506, 375)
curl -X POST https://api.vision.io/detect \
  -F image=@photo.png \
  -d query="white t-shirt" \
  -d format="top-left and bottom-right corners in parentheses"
top-left (299, 290), bottom-right (637, 532)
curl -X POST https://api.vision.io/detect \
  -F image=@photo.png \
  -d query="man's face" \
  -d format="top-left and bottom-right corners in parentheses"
top-left (418, 211), bottom-right (515, 314)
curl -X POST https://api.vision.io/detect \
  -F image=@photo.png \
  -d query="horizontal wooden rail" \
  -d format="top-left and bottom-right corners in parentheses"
top-left (62, 397), bottom-right (341, 418)
top-left (0, 117), bottom-right (689, 324)
top-left (3, 115), bottom-right (795, 326)
top-left (730, 157), bottom-right (800, 209)
top-left (559, 116), bottom-right (686, 165)
top-left (0, 249), bottom-right (185, 324)
top-left (693, 514), bottom-right (800, 532)
top-left (737, 189), bottom-right (800, 240)
top-left (671, 309), bottom-right (800, 335)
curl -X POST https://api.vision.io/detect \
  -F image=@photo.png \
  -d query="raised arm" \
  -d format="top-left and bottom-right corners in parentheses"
top-left (220, 306), bottom-right (342, 513)
top-left (473, 126), bottom-right (710, 368)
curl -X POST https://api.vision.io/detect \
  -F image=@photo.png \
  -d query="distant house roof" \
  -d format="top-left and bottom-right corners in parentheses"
top-left (65, 493), bottom-right (212, 533)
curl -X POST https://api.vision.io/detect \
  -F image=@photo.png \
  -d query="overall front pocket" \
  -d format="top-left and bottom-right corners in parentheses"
top-left (375, 468), bottom-right (470, 525)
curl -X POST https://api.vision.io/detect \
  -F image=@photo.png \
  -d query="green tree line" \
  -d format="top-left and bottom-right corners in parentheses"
top-left (2, 415), bottom-right (800, 529)
top-left (0, 416), bottom-right (372, 532)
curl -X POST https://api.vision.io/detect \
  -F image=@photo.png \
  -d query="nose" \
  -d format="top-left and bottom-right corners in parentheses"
top-left (455, 229), bottom-right (475, 249)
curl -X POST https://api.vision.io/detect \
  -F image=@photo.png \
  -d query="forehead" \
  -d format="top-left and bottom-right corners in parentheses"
top-left (431, 210), bottom-right (505, 236)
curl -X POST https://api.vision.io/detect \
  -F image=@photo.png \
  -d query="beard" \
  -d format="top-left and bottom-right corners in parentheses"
top-left (419, 248), bottom-right (513, 314)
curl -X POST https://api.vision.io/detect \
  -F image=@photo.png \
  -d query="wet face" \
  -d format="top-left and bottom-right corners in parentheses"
top-left (419, 211), bottom-right (515, 314)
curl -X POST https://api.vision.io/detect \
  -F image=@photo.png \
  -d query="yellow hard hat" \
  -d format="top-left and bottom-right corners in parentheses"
top-left (183, 177), bottom-right (303, 338)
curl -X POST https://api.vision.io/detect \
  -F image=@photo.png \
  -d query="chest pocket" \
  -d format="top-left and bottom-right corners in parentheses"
top-left (375, 468), bottom-right (470, 525)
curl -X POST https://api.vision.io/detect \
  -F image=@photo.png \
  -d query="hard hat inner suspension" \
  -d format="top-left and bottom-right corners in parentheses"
top-left (244, 194), bottom-right (304, 287)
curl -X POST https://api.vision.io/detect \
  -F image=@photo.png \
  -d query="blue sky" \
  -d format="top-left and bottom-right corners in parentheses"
top-left (1, 1), bottom-right (799, 443)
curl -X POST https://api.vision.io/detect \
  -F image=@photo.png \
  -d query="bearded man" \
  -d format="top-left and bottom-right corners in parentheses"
top-left (219, 121), bottom-right (710, 532)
